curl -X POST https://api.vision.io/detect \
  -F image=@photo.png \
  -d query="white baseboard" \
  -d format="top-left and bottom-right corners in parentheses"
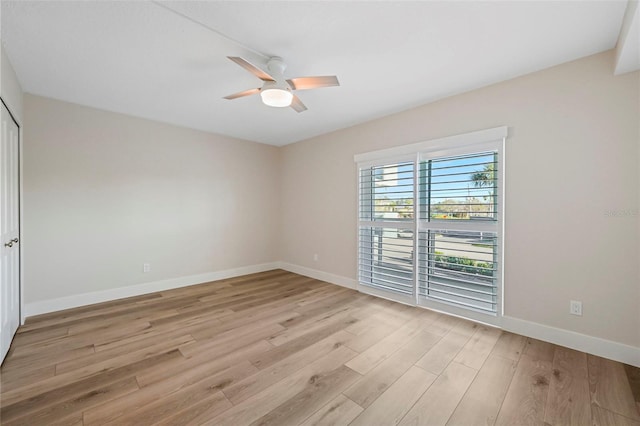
top-left (277, 262), bottom-right (358, 290)
top-left (24, 262), bottom-right (280, 317)
top-left (502, 316), bottom-right (640, 368)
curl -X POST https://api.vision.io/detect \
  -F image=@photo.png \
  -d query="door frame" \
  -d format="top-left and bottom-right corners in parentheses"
top-left (1, 96), bottom-right (24, 326)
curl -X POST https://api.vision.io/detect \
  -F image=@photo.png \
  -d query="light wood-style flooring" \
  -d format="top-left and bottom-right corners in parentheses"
top-left (1, 270), bottom-right (639, 425)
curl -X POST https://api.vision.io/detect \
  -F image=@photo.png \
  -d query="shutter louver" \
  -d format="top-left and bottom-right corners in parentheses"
top-left (359, 227), bottom-right (414, 295)
top-left (420, 152), bottom-right (497, 221)
top-left (419, 230), bottom-right (497, 313)
top-left (359, 162), bottom-right (414, 222)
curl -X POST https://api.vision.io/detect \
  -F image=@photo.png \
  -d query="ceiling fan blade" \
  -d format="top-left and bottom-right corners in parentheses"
top-left (286, 76), bottom-right (339, 91)
top-left (223, 88), bottom-right (260, 100)
top-left (227, 57), bottom-right (274, 82)
top-left (290, 95), bottom-right (307, 113)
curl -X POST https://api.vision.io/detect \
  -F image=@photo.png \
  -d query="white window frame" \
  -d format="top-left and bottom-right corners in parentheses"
top-left (355, 126), bottom-right (507, 326)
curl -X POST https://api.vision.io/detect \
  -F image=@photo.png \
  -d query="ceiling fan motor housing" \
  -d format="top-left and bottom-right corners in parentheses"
top-left (266, 57), bottom-right (287, 79)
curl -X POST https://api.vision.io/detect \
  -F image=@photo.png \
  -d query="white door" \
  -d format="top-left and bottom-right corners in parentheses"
top-left (1, 101), bottom-right (20, 364)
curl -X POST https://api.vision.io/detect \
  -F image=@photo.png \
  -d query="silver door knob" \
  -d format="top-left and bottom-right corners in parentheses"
top-left (4, 241), bottom-right (13, 248)
top-left (11, 238), bottom-right (18, 243)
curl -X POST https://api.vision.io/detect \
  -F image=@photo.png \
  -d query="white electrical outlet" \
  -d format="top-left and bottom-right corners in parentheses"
top-left (143, 263), bottom-right (151, 273)
top-left (313, 254), bottom-right (319, 262)
top-left (570, 300), bottom-right (582, 316)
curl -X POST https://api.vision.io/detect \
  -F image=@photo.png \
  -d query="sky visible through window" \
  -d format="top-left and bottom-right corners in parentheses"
top-left (372, 152), bottom-right (496, 220)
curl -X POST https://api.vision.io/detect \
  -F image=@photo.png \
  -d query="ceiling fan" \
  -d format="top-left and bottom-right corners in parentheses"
top-left (223, 56), bottom-right (339, 112)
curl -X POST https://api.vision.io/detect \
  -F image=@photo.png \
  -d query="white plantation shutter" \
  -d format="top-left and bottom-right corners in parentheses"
top-left (417, 150), bottom-right (500, 315)
top-left (358, 162), bottom-right (416, 299)
top-left (356, 127), bottom-right (506, 323)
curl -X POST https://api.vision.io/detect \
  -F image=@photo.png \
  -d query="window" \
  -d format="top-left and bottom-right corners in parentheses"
top-left (356, 127), bottom-right (505, 323)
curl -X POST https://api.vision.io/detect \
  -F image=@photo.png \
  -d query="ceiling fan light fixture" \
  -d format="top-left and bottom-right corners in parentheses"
top-left (260, 87), bottom-right (293, 107)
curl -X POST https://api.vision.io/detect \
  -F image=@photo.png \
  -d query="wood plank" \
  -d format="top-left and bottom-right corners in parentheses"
top-left (0, 364), bottom-right (56, 391)
top-left (425, 313), bottom-right (461, 336)
top-left (415, 328), bottom-right (471, 375)
top-left (495, 353), bottom-right (552, 426)
top-left (1, 348), bottom-right (182, 411)
top-left (181, 322), bottom-right (284, 359)
top-left (50, 414), bottom-right (85, 426)
top-left (84, 360), bottom-right (256, 425)
top-left (398, 362), bottom-right (477, 426)
top-left (33, 296), bottom-right (199, 337)
top-left (223, 330), bottom-right (354, 404)
top-left (3, 343), bottom-right (95, 371)
top-left (4, 376), bottom-right (139, 426)
top-left (91, 319), bottom-right (217, 353)
top-left (18, 291), bottom-right (162, 331)
top-left (18, 294), bottom-right (165, 333)
top-left (592, 404), bottom-right (640, 426)
top-left (247, 365), bottom-right (360, 426)
top-left (287, 289), bottom-right (356, 319)
top-left (173, 286), bottom-right (306, 325)
top-left (267, 305), bottom-right (358, 346)
top-left (350, 366), bottom-right (436, 426)
top-left (226, 286), bottom-right (314, 313)
top-left (625, 364), bottom-right (640, 415)
top-left (344, 310), bottom-right (392, 335)
top-left (55, 332), bottom-right (192, 375)
top-left (295, 286), bottom-right (352, 307)
top-left (156, 391), bottom-right (233, 426)
top-left (588, 354), bottom-right (640, 421)
top-left (446, 354), bottom-right (517, 425)
top-left (99, 363), bottom-right (253, 426)
top-left (522, 337), bottom-right (556, 362)
top-left (67, 316), bottom-right (155, 336)
top-left (7, 334), bottom-right (90, 360)
top-left (146, 306), bottom-right (230, 329)
top-left (9, 326), bottom-right (69, 348)
top-left (298, 394), bottom-right (363, 426)
top-left (203, 346), bottom-right (358, 426)
top-left (453, 325), bottom-right (502, 370)
top-left (343, 330), bottom-right (441, 408)
top-left (55, 333), bottom-right (194, 378)
top-left (344, 321), bottom-right (397, 353)
top-left (248, 316), bottom-right (359, 370)
top-left (345, 318), bottom-right (429, 375)
top-left (349, 305), bottom-right (408, 325)
top-left (491, 331), bottom-right (527, 362)
top-left (216, 307), bottom-right (300, 334)
top-left (136, 339), bottom-right (272, 388)
top-left (544, 346), bottom-right (592, 426)
top-left (67, 319), bottom-right (156, 349)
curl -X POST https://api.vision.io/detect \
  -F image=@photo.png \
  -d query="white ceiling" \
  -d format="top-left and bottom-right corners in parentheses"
top-left (1, 1), bottom-right (629, 146)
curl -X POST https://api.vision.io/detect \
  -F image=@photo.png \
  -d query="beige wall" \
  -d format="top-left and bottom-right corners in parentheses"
top-left (280, 50), bottom-right (640, 348)
top-left (23, 95), bottom-right (280, 303)
top-left (1, 43), bottom-right (23, 123)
